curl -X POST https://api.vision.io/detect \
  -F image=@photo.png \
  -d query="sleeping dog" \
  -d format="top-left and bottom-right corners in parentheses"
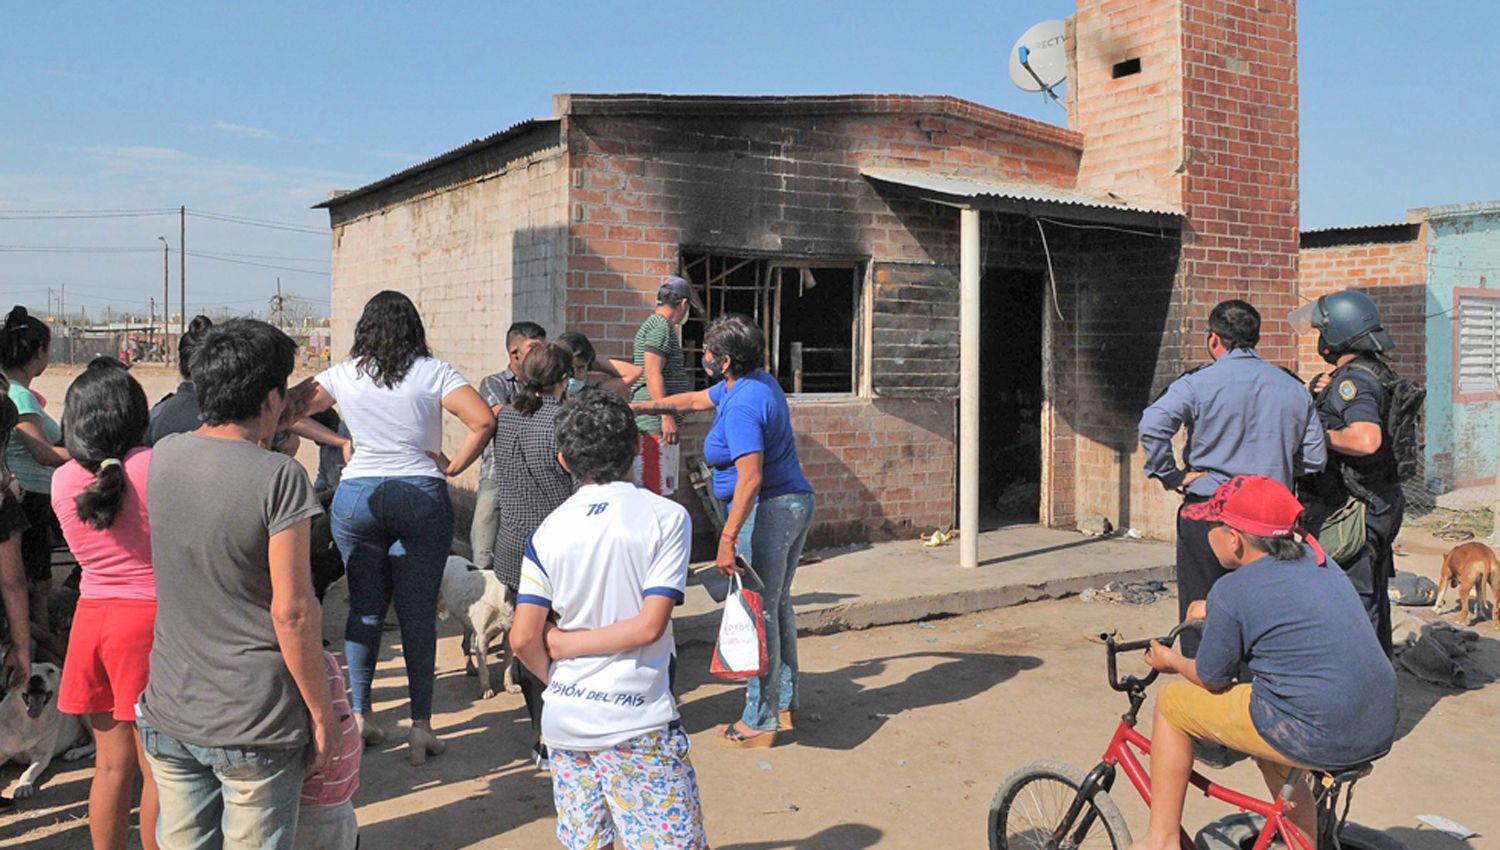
top-left (438, 556), bottom-right (516, 700)
top-left (0, 663), bottom-right (94, 799)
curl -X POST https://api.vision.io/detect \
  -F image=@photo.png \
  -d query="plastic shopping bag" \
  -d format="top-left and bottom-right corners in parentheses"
top-left (710, 574), bottom-right (768, 679)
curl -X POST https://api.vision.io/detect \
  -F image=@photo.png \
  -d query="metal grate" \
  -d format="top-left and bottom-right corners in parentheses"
top-left (1457, 295), bottom-right (1500, 395)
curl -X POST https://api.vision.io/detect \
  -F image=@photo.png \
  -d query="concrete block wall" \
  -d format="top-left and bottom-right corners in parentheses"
top-left (326, 145), bottom-right (569, 515)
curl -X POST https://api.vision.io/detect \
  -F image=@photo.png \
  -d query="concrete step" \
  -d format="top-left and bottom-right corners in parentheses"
top-left (674, 524), bottom-right (1175, 644)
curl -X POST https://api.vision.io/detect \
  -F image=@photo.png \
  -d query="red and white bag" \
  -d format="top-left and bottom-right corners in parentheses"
top-left (710, 574), bottom-right (768, 679)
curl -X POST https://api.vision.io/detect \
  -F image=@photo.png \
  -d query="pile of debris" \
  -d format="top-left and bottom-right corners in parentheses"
top-left (1080, 579), bottom-right (1175, 606)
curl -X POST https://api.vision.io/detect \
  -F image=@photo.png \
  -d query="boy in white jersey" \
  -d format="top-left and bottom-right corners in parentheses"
top-left (511, 392), bottom-right (707, 850)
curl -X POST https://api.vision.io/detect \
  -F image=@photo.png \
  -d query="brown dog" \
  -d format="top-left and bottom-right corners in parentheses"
top-left (1434, 541), bottom-right (1500, 626)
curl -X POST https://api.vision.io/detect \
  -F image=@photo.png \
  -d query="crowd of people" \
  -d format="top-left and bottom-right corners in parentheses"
top-left (0, 276), bottom-right (817, 850)
top-left (0, 283), bottom-right (1418, 850)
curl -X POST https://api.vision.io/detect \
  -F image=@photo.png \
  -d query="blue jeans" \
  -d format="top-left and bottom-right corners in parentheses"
top-left (139, 719), bottom-right (303, 850)
top-left (736, 491), bottom-right (815, 731)
top-left (330, 475), bottom-right (454, 721)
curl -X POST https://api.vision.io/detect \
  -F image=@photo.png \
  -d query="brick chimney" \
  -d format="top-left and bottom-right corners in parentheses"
top-left (1069, 0), bottom-right (1300, 367)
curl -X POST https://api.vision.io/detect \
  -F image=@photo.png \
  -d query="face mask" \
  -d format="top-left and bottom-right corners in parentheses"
top-left (567, 378), bottom-right (586, 396)
top-left (703, 356), bottom-right (725, 381)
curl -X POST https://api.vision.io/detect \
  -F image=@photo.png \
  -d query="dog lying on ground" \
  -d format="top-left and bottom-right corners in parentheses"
top-left (1434, 541), bottom-right (1499, 627)
top-left (0, 663), bottom-right (94, 799)
top-left (438, 556), bottom-right (517, 699)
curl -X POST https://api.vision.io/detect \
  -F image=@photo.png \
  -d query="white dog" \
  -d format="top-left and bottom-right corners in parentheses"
top-left (0, 663), bottom-right (95, 799)
top-left (438, 555), bottom-right (517, 699)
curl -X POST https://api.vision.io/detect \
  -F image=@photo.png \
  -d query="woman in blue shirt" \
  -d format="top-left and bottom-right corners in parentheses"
top-left (633, 313), bottom-right (815, 748)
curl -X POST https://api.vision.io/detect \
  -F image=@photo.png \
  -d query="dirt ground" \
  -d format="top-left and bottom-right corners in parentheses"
top-left (4, 530), bottom-right (1497, 849)
top-left (6, 364), bottom-right (1497, 849)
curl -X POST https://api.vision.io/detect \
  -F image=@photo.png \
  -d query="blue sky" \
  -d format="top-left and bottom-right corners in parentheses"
top-left (3, 1), bottom-right (1498, 318)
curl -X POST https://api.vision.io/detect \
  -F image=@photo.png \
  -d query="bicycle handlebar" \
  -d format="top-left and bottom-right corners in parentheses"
top-left (1104, 619), bottom-right (1204, 693)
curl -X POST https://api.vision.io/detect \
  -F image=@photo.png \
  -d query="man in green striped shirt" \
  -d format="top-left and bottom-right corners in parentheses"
top-left (630, 276), bottom-right (699, 494)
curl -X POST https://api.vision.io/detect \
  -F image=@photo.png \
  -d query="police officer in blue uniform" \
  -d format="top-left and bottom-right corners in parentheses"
top-left (1292, 289), bottom-right (1406, 656)
top-left (1139, 300), bottom-right (1327, 656)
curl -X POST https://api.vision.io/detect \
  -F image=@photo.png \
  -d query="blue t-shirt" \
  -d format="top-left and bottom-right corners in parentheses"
top-left (703, 370), bottom-right (813, 503)
top-left (1195, 551), bottom-right (1397, 770)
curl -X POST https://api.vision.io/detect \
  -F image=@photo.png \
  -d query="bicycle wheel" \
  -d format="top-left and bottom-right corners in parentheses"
top-left (1195, 813), bottom-right (1408, 850)
top-left (989, 759), bottom-right (1132, 850)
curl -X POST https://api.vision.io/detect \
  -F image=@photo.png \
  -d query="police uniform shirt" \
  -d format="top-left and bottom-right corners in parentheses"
top-left (1139, 348), bottom-right (1327, 498)
top-left (1317, 357), bottom-right (1397, 491)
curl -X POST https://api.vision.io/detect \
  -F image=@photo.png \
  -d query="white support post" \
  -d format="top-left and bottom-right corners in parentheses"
top-left (960, 207), bottom-right (981, 569)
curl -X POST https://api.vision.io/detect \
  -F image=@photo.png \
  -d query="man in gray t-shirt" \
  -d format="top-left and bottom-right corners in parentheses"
top-left (137, 319), bottom-right (336, 850)
top-left (471, 321), bottom-right (545, 566)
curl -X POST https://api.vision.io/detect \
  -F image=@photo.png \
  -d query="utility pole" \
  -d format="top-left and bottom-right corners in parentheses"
top-left (158, 236), bottom-right (169, 354)
top-left (179, 205), bottom-right (186, 335)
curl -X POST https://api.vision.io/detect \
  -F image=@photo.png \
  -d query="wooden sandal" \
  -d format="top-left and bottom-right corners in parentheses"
top-left (719, 722), bottom-right (777, 749)
top-left (779, 709), bottom-right (797, 730)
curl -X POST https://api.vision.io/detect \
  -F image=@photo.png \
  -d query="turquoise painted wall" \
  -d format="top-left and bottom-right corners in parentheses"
top-left (1424, 206), bottom-right (1500, 492)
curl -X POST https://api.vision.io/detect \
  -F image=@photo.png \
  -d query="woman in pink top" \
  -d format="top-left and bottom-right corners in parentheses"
top-left (52, 360), bottom-right (159, 850)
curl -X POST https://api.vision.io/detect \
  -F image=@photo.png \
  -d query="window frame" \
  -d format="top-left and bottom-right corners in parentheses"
top-left (1452, 287), bottom-right (1500, 404)
top-left (678, 248), bottom-right (868, 400)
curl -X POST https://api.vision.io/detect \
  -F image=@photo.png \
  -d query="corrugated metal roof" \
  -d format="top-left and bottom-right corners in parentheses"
top-left (315, 118), bottom-right (561, 210)
top-left (860, 167), bottom-right (1182, 219)
top-left (1299, 220), bottom-right (1412, 235)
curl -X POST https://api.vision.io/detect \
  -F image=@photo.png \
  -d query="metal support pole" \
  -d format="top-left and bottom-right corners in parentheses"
top-left (960, 207), bottom-right (981, 569)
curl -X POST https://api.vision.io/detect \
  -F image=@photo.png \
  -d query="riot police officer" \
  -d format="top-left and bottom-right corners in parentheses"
top-left (1139, 299), bottom-right (1327, 656)
top-left (1292, 289), bottom-right (1409, 656)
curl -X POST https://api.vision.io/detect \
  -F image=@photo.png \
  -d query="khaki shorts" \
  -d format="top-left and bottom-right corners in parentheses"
top-left (1157, 681), bottom-right (1308, 784)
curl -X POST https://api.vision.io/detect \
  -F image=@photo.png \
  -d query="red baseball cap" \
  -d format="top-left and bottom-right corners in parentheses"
top-left (1182, 474), bottom-right (1305, 537)
top-left (1182, 475), bottom-right (1327, 565)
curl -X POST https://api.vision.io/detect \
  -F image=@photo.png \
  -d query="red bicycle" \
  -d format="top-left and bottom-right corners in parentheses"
top-left (988, 622), bottom-right (1405, 850)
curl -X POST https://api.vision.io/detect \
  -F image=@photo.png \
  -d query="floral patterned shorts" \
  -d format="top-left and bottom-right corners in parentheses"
top-left (551, 726), bottom-right (707, 850)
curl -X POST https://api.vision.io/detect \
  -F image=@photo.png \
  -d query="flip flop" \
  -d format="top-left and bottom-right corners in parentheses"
top-left (719, 722), bottom-right (777, 749)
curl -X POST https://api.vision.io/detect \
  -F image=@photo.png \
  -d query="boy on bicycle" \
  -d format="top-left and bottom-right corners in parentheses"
top-left (1135, 474), bottom-right (1397, 850)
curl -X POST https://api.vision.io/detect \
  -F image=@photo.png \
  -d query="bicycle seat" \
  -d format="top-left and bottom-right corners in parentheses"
top-left (1317, 762), bottom-right (1373, 784)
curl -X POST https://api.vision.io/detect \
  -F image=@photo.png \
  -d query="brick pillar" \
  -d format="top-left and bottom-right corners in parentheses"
top-left (1071, 0), bottom-right (1299, 368)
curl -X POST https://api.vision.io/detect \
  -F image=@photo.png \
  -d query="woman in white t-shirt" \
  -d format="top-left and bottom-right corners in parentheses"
top-left (299, 291), bottom-right (494, 765)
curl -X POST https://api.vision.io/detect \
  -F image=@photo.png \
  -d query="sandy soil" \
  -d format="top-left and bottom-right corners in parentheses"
top-left (3, 534), bottom-right (1496, 849)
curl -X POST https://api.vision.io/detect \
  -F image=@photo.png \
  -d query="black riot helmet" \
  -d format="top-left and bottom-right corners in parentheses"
top-left (1288, 289), bottom-right (1395, 363)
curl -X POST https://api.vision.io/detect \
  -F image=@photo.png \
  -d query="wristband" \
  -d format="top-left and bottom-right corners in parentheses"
top-left (721, 532), bottom-right (738, 546)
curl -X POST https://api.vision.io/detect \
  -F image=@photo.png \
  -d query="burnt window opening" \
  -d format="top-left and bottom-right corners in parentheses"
top-left (678, 251), bottom-right (860, 395)
top-left (1112, 57), bottom-right (1142, 79)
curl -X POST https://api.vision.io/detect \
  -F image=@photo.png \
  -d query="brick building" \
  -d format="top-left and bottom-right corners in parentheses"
top-left (319, 0), bottom-right (1300, 558)
top-left (1300, 202), bottom-right (1500, 502)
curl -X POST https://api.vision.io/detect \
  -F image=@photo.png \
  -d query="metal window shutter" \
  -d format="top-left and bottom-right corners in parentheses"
top-left (1458, 297), bottom-right (1500, 394)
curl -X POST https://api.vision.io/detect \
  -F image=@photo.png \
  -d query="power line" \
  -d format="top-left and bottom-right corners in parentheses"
top-left (183, 250), bottom-right (330, 276)
top-left (0, 209), bottom-right (177, 221)
top-left (0, 245), bottom-right (158, 254)
top-left (187, 209), bottom-right (325, 235)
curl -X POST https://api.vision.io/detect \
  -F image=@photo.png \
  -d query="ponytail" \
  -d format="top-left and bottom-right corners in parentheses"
top-left (63, 361), bottom-right (150, 530)
top-left (76, 459), bottom-right (127, 529)
top-left (512, 343), bottom-right (573, 417)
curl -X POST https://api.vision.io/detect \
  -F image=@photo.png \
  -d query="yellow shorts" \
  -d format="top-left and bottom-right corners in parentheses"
top-left (1157, 681), bottom-right (1308, 784)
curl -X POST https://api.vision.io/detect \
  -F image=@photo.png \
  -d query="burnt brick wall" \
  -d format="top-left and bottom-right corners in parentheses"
top-left (1067, 0), bottom-right (1301, 539)
top-left (562, 99), bottom-right (1080, 544)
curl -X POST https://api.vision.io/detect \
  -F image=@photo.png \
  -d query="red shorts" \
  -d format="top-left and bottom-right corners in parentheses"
top-left (59, 598), bottom-right (156, 722)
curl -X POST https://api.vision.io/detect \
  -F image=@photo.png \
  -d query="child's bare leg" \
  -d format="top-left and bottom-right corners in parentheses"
top-left (1130, 702), bottom-right (1194, 850)
top-left (1258, 763), bottom-right (1316, 848)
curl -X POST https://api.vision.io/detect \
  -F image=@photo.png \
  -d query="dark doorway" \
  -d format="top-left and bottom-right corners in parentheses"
top-left (979, 269), bottom-right (1045, 526)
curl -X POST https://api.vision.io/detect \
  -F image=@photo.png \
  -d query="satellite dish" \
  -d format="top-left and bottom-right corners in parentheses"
top-left (1009, 19), bottom-right (1068, 100)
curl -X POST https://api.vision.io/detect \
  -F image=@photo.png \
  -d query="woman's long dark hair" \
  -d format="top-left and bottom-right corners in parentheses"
top-left (1, 306), bottom-right (51, 370)
top-left (513, 343), bottom-right (573, 417)
top-left (350, 291), bottom-right (430, 388)
top-left (63, 359), bottom-right (149, 529)
top-left (177, 315), bottom-right (214, 379)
